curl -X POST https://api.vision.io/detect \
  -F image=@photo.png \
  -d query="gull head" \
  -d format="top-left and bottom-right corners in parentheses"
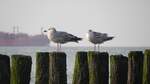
top-left (48, 27), bottom-right (56, 32)
top-left (43, 27), bottom-right (56, 33)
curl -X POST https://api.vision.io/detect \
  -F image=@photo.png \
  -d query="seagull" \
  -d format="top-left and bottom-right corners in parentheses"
top-left (44, 27), bottom-right (82, 51)
top-left (86, 29), bottom-right (114, 51)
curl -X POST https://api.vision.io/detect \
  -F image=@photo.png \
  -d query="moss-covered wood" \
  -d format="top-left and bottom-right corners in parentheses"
top-left (110, 55), bottom-right (128, 84)
top-left (11, 55), bottom-right (32, 84)
top-left (0, 54), bottom-right (10, 84)
top-left (49, 52), bottom-right (67, 84)
top-left (88, 51), bottom-right (109, 84)
top-left (35, 52), bottom-right (49, 84)
top-left (72, 52), bottom-right (89, 84)
top-left (143, 49), bottom-right (150, 84)
top-left (127, 51), bottom-right (144, 84)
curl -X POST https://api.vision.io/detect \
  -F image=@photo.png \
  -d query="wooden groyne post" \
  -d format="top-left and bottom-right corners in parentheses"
top-left (0, 54), bottom-right (10, 84)
top-left (88, 51), bottom-right (109, 84)
top-left (127, 51), bottom-right (144, 84)
top-left (35, 52), bottom-right (49, 84)
top-left (49, 52), bottom-right (67, 84)
top-left (72, 52), bottom-right (89, 84)
top-left (110, 55), bottom-right (128, 84)
top-left (11, 55), bottom-right (32, 84)
top-left (143, 49), bottom-right (150, 84)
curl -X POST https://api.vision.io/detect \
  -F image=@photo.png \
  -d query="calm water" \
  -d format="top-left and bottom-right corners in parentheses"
top-left (0, 46), bottom-right (149, 84)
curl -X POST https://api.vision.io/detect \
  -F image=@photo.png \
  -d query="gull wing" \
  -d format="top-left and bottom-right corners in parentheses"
top-left (56, 31), bottom-right (82, 42)
top-left (93, 31), bottom-right (107, 38)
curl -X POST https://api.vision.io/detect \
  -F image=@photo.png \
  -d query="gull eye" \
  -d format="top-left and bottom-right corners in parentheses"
top-left (44, 30), bottom-right (47, 32)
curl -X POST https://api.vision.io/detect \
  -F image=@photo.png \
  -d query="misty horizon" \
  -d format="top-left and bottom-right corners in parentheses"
top-left (0, 0), bottom-right (150, 47)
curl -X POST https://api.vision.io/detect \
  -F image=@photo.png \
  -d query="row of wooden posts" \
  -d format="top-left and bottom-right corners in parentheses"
top-left (0, 49), bottom-right (150, 84)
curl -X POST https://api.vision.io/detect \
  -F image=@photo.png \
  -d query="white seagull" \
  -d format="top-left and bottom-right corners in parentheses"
top-left (44, 27), bottom-right (82, 51)
top-left (86, 29), bottom-right (114, 51)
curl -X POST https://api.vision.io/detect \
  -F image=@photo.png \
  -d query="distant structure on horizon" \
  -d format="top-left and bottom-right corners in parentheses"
top-left (0, 27), bottom-right (49, 46)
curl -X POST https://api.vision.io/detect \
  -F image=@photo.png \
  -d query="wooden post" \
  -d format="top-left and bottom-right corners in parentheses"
top-left (0, 54), bottom-right (10, 84)
top-left (88, 51), bottom-right (109, 84)
top-left (110, 55), bottom-right (128, 84)
top-left (72, 52), bottom-right (89, 84)
top-left (11, 55), bottom-right (32, 84)
top-left (143, 49), bottom-right (150, 84)
top-left (35, 52), bottom-right (49, 84)
top-left (49, 52), bottom-right (67, 84)
top-left (127, 51), bottom-right (144, 84)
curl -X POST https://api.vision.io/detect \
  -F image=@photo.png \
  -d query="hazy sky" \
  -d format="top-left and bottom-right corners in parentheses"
top-left (0, 0), bottom-right (150, 47)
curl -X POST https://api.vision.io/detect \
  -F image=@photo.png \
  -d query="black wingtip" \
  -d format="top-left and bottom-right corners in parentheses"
top-left (104, 36), bottom-right (114, 41)
top-left (110, 37), bottom-right (114, 39)
top-left (78, 37), bottom-right (82, 40)
top-left (107, 36), bottom-right (114, 40)
top-left (74, 37), bottom-right (82, 43)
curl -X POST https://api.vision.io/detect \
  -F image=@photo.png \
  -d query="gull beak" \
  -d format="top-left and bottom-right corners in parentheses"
top-left (44, 30), bottom-right (47, 32)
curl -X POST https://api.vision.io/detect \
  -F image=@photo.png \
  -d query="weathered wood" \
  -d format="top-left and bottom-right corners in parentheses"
top-left (49, 52), bottom-right (67, 84)
top-left (72, 51), bottom-right (89, 84)
top-left (110, 55), bottom-right (128, 84)
top-left (143, 49), bottom-right (150, 84)
top-left (0, 54), bottom-right (10, 84)
top-left (127, 51), bottom-right (144, 84)
top-left (11, 55), bottom-right (32, 84)
top-left (88, 51), bottom-right (109, 84)
top-left (35, 52), bottom-right (49, 84)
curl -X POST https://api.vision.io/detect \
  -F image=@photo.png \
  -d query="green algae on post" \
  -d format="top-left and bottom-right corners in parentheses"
top-left (88, 51), bottom-right (109, 84)
top-left (11, 55), bottom-right (32, 84)
top-left (127, 51), bottom-right (144, 84)
top-left (72, 51), bottom-right (89, 84)
top-left (110, 55), bottom-right (128, 84)
top-left (143, 49), bottom-right (150, 84)
top-left (49, 52), bottom-right (67, 84)
top-left (0, 54), bottom-right (10, 84)
top-left (35, 52), bottom-right (49, 84)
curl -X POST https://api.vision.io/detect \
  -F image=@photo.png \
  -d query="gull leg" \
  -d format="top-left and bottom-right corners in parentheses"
top-left (58, 43), bottom-right (59, 51)
top-left (59, 43), bottom-right (61, 51)
top-left (58, 43), bottom-right (61, 52)
top-left (59, 44), bottom-right (61, 51)
top-left (57, 43), bottom-right (59, 52)
top-left (58, 43), bottom-right (60, 51)
top-left (93, 44), bottom-right (95, 51)
top-left (95, 45), bottom-right (96, 51)
top-left (94, 44), bottom-right (96, 51)
top-left (56, 43), bottom-right (58, 51)
top-left (98, 44), bottom-right (100, 51)
top-left (95, 44), bottom-right (97, 51)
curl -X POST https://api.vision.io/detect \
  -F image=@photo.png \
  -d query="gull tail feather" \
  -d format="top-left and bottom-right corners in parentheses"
top-left (105, 37), bottom-right (114, 41)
